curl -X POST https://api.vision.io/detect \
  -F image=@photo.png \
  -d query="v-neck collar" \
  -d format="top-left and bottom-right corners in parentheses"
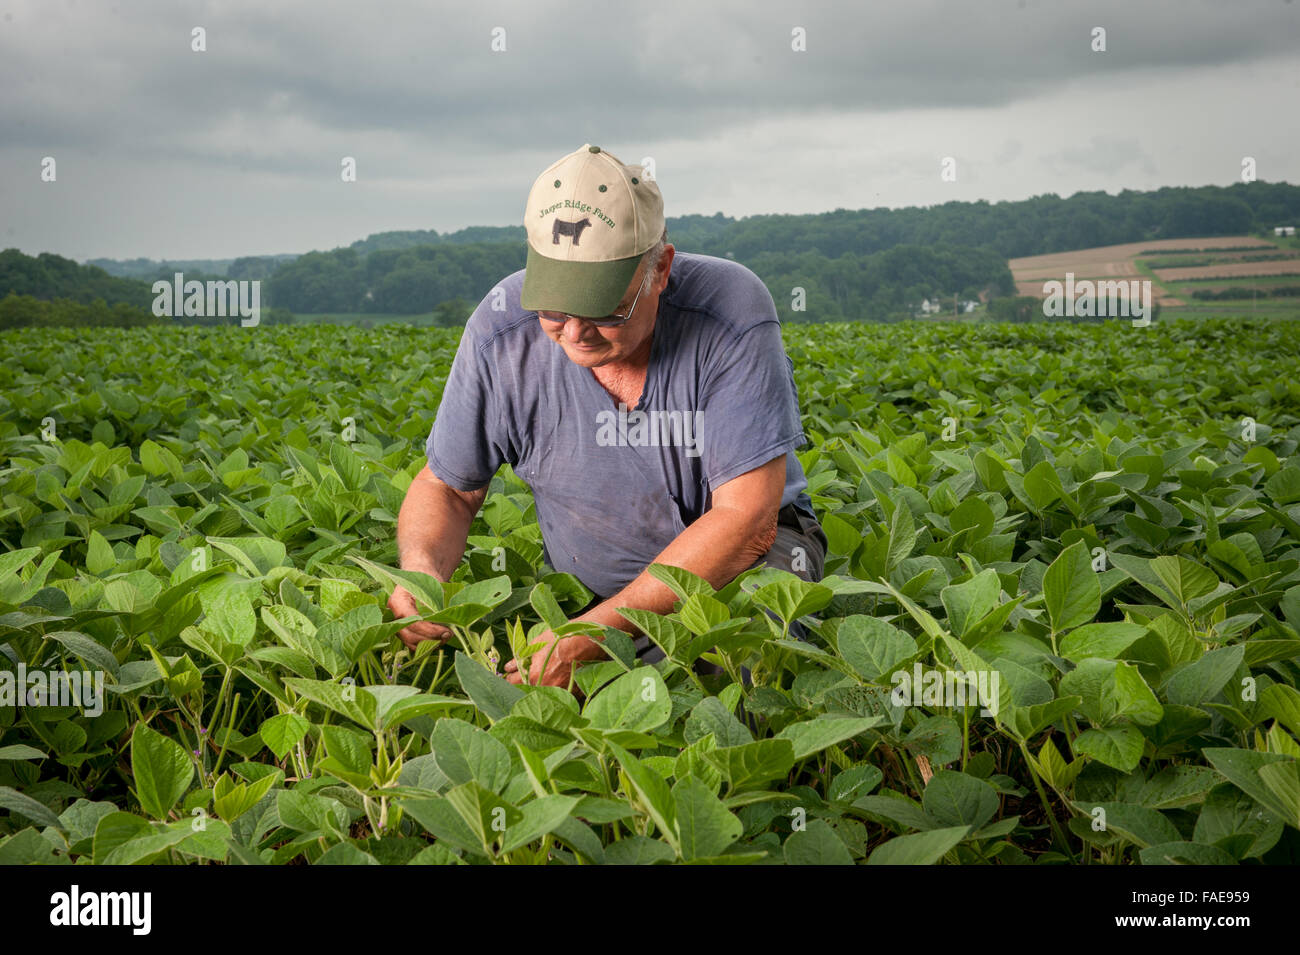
top-left (578, 302), bottom-right (664, 413)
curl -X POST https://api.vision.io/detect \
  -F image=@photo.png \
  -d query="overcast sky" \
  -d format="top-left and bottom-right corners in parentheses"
top-left (2, 0), bottom-right (1298, 261)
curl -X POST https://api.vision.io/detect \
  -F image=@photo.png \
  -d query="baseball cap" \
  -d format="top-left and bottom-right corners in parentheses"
top-left (520, 144), bottom-right (664, 318)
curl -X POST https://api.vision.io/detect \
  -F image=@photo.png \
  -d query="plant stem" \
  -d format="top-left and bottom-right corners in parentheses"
top-left (1018, 740), bottom-right (1074, 861)
top-left (211, 692), bottom-right (241, 780)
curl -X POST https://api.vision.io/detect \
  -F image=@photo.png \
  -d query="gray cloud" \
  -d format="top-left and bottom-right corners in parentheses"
top-left (1, 0), bottom-right (1297, 258)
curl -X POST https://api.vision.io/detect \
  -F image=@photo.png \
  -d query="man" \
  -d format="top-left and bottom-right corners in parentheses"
top-left (389, 143), bottom-right (826, 688)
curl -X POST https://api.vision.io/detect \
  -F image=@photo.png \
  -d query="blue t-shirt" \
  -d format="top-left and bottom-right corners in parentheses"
top-left (425, 251), bottom-right (812, 598)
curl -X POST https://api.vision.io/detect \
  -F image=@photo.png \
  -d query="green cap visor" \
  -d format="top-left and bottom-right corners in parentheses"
top-left (520, 245), bottom-right (644, 318)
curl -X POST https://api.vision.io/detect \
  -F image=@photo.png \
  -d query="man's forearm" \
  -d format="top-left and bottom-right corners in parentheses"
top-left (566, 503), bottom-right (777, 660)
top-left (395, 470), bottom-right (479, 581)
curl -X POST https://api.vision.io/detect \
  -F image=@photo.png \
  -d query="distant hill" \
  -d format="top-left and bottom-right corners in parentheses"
top-left (19, 179), bottom-right (1298, 324)
top-left (0, 249), bottom-right (153, 308)
top-left (86, 253), bottom-right (300, 280)
top-left (349, 226), bottom-right (526, 253)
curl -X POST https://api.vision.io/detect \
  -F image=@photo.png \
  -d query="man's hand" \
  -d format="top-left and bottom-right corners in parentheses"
top-left (388, 585), bottom-right (452, 651)
top-left (391, 466), bottom-right (488, 651)
top-left (503, 630), bottom-right (605, 688)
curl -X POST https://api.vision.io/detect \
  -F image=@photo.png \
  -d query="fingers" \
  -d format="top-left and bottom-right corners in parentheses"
top-left (397, 619), bottom-right (450, 651)
top-left (390, 586), bottom-right (457, 651)
top-left (388, 587), bottom-right (417, 616)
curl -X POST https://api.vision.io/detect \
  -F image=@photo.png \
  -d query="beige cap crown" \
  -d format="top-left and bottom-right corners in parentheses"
top-left (520, 144), bottom-right (664, 317)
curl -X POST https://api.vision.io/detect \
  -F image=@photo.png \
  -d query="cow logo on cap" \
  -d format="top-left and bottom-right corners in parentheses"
top-left (552, 217), bottom-right (593, 246)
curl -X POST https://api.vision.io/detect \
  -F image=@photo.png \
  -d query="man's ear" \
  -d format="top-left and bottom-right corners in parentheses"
top-left (655, 246), bottom-right (675, 291)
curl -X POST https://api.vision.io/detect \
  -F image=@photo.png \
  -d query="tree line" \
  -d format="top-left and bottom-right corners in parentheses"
top-left (0, 292), bottom-right (296, 329)
top-left (4, 181), bottom-right (1297, 326)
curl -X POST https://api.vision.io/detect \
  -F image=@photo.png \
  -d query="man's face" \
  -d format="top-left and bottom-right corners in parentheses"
top-left (539, 245), bottom-right (674, 368)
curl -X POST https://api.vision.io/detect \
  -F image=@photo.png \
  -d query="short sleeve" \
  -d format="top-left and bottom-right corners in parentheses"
top-left (425, 325), bottom-right (510, 491)
top-left (697, 318), bottom-right (806, 490)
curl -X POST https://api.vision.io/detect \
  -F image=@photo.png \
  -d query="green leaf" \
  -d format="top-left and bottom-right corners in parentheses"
top-left (775, 716), bottom-right (883, 760)
top-left (618, 608), bottom-right (689, 661)
top-left (329, 440), bottom-right (367, 492)
top-left (750, 579), bottom-right (833, 626)
top-left (647, 563), bottom-right (714, 601)
top-left (904, 715), bottom-right (963, 765)
top-left (1058, 622), bottom-right (1148, 662)
top-left (606, 740), bottom-right (677, 852)
top-left (1105, 662), bottom-right (1164, 727)
top-left (259, 713), bottom-right (311, 761)
top-left (1071, 801), bottom-right (1180, 848)
top-left (317, 842), bottom-right (380, 865)
top-left (866, 825), bottom-right (969, 864)
top-left (130, 723), bottom-right (194, 821)
top-left (1036, 737), bottom-right (1084, 792)
top-left (1203, 748), bottom-right (1299, 827)
top-left (431, 718), bottom-right (513, 794)
top-left (444, 781), bottom-right (521, 855)
top-left (1265, 465), bottom-right (1300, 504)
top-left (86, 530), bottom-right (116, 575)
top-left (1193, 783), bottom-right (1283, 859)
top-left (321, 723), bottom-right (373, 778)
top-left (0, 547), bottom-right (42, 578)
top-left (0, 785), bottom-right (64, 830)
top-left (1074, 724), bottom-right (1145, 773)
top-left (784, 819), bottom-right (855, 865)
top-left (939, 568), bottom-right (1001, 640)
top-left (921, 770), bottom-right (998, 830)
top-left (262, 605), bottom-right (349, 677)
top-left (1260, 684), bottom-right (1300, 738)
top-left (1043, 541), bottom-right (1099, 633)
top-left (602, 835), bottom-right (676, 865)
top-left (684, 696), bottom-right (752, 747)
top-left (202, 590), bottom-right (256, 647)
top-left (1138, 841), bottom-right (1237, 865)
top-left (528, 583), bottom-right (568, 630)
top-left (0, 745), bottom-right (48, 762)
top-left (101, 823), bottom-right (193, 865)
top-left (829, 765), bottom-right (883, 803)
top-left (1009, 696), bottom-right (1082, 740)
top-left (836, 615), bottom-right (917, 682)
top-left (401, 797), bottom-right (486, 856)
top-left (673, 775), bottom-right (743, 860)
top-left (0, 828), bottom-right (66, 864)
top-left (283, 677), bottom-right (377, 729)
top-left (1151, 555), bottom-right (1221, 606)
top-left (885, 497), bottom-right (918, 571)
top-left (346, 554), bottom-right (445, 612)
top-left (208, 536), bottom-right (289, 576)
top-left (276, 789), bottom-right (348, 836)
top-left (1021, 460), bottom-right (1062, 510)
top-left (1111, 552), bottom-right (1219, 613)
top-left (679, 593), bottom-right (731, 635)
top-left (1164, 644), bottom-right (1245, 706)
top-left (92, 811), bottom-right (152, 863)
top-left (455, 651), bottom-right (523, 721)
top-left (582, 667), bottom-right (671, 733)
top-left (45, 630), bottom-right (120, 679)
top-left (704, 739), bottom-right (796, 792)
top-left (498, 794), bottom-right (578, 853)
top-left (212, 772), bottom-right (277, 823)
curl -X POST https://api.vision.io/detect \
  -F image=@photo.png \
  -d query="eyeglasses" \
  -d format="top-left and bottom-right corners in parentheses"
top-left (536, 272), bottom-right (646, 328)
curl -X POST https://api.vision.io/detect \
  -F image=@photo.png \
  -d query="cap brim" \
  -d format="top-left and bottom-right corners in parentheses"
top-left (520, 245), bottom-right (642, 318)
